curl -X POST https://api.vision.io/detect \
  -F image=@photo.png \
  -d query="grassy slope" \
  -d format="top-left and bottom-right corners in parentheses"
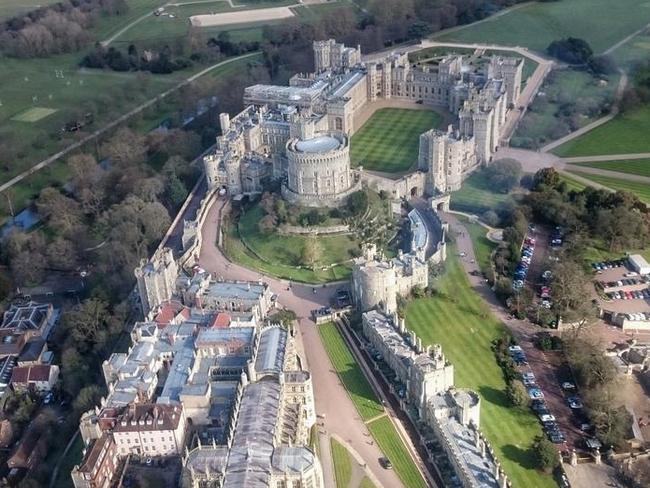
top-left (450, 172), bottom-right (514, 214)
top-left (367, 416), bottom-right (428, 488)
top-left (564, 171), bottom-right (650, 204)
top-left (331, 438), bottom-right (353, 488)
top-left (317, 323), bottom-right (384, 421)
top-left (359, 477), bottom-right (377, 488)
top-left (570, 159), bottom-right (650, 178)
top-left (239, 204), bottom-right (357, 264)
top-left (554, 106), bottom-right (650, 156)
top-left (318, 323), bottom-right (428, 488)
top-left (436, 0), bottom-right (650, 53)
top-left (558, 172), bottom-right (587, 192)
top-left (405, 254), bottom-right (555, 488)
top-left (350, 108), bottom-right (443, 173)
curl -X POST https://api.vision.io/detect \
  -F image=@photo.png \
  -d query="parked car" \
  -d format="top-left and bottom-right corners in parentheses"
top-left (539, 414), bottom-right (556, 423)
top-left (561, 382), bottom-right (575, 390)
top-left (379, 457), bottom-right (393, 470)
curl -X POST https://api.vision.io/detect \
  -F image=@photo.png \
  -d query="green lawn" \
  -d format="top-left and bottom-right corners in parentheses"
top-left (570, 159), bottom-right (650, 178)
top-left (331, 438), bottom-right (353, 488)
top-left (317, 323), bottom-right (384, 421)
top-left (558, 172), bottom-right (587, 192)
top-left (456, 216), bottom-right (496, 275)
top-left (350, 108), bottom-right (443, 173)
top-left (436, 0), bottom-right (650, 54)
top-left (405, 253), bottom-right (556, 488)
top-left (235, 204), bottom-right (357, 279)
top-left (367, 417), bottom-right (428, 488)
top-left (359, 478), bottom-right (377, 488)
top-left (554, 105), bottom-right (650, 156)
top-left (450, 172), bottom-right (515, 215)
top-left (318, 323), bottom-right (428, 488)
top-left (565, 170), bottom-right (650, 204)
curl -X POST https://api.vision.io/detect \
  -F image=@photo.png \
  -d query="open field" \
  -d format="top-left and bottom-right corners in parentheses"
top-left (435, 0), bottom-right (650, 54)
top-left (317, 323), bottom-right (384, 421)
top-left (565, 170), bottom-right (650, 204)
top-left (350, 108), bottom-right (443, 173)
top-left (553, 105), bottom-right (650, 156)
top-left (331, 438), bottom-right (353, 488)
top-left (450, 172), bottom-right (515, 215)
top-left (558, 172), bottom-right (587, 192)
top-left (570, 159), bottom-right (650, 178)
top-left (405, 252), bottom-right (555, 488)
top-left (512, 69), bottom-right (619, 149)
top-left (367, 417), bottom-right (428, 488)
top-left (318, 323), bottom-right (428, 488)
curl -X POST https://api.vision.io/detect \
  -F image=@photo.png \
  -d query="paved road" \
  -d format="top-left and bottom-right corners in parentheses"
top-left (196, 199), bottom-right (411, 488)
top-left (0, 52), bottom-right (259, 196)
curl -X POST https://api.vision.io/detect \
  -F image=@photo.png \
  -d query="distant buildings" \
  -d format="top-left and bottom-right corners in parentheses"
top-left (203, 39), bottom-right (523, 203)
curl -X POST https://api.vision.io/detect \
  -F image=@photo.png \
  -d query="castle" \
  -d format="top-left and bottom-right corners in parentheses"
top-left (203, 39), bottom-right (523, 206)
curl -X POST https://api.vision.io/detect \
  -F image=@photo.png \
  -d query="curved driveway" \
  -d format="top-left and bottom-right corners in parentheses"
top-left (197, 198), bottom-right (410, 488)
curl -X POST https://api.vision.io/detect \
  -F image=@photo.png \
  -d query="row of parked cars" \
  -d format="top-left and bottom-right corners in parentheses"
top-left (606, 288), bottom-right (650, 300)
top-left (600, 276), bottom-right (647, 288)
top-left (513, 235), bottom-right (536, 291)
top-left (591, 259), bottom-right (626, 271)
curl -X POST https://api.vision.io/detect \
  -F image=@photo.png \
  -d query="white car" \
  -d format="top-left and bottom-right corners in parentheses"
top-left (539, 414), bottom-right (556, 423)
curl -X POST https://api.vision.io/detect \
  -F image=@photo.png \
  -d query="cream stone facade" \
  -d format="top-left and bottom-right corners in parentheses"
top-left (134, 248), bottom-right (178, 317)
top-left (203, 39), bottom-right (523, 204)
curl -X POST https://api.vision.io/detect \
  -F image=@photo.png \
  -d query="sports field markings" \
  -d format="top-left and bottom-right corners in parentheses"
top-left (11, 107), bottom-right (58, 122)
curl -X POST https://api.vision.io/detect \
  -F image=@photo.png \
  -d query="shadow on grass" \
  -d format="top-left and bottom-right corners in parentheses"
top-left (501, 444), bottom-right (537, 470)
top-left (478, 385), bottom-right (510, 409)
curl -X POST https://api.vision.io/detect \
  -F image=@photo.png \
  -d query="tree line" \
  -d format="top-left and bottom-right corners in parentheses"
top-left (0, 0), bottom-right (128, 58)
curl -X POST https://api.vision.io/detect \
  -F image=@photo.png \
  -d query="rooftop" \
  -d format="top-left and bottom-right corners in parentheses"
top-left (254, 326), bottom-right (287, 376)
top-left (295, 135), bottom-right (341, 153)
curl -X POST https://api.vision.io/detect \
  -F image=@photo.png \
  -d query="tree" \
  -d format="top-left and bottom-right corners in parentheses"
top-left (597, 206), bottom-right (649, 252)
top-left (533, 435), bottom-right (559, 472)
top-left (73, 385), bottom-right (104, 416)
top-left (584, 385), bottom-right (632, 449)
top-left (301, 237), bottom-right (321, 270)
top-left (547, 37), bottom-right (593, 64)
top-left (63, 298), bottom-right (112, 351)
top-left (506, 380), bottom-right (530, 407)
top-left (100, 127), bottom-right (147, 167)
top-left (36, 187), bottom-right (83, 235)
top-left (347, 190), bottom-right (368, 216)
top-left (550, 259), bottom-right (597, 325)
top-left (533, 167), bottom-right (560, 190)
top-left (483, 158), bottom-right (522, 193)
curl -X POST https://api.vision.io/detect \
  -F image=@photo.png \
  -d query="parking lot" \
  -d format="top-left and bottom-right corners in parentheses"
top-left (593, 257), bottom-right (650, 318)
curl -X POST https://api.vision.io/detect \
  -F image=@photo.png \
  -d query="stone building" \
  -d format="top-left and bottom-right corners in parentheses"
top-left (134, 248), bottom-right (178, 317)
top-left (203, 39), bottom-right (523, 204)
top-left (282, 131), bottom-right (359, 207)
top-left (418, 126), bottom-right (478, 195)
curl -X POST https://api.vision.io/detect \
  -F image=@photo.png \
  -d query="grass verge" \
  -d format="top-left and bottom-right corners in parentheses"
top-left (331, 438), bottom-right (353, 488)
top-left (570, 159), bottom-right (650, 178)
top-left (450, 172), bottom-right (515, 215)
top-left (456, 216), bottom-right (497, 275)
top-left (565, 170), bottom-right (650, 204)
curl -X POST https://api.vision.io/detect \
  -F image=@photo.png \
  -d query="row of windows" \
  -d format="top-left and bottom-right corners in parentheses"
top-left (118, 435), bottom-right (174, 445)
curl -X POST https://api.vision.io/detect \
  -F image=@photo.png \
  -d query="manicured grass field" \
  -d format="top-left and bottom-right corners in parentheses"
top-left (359, 478), bottom-right (377, 488)
top-left (570, 159), bottom-right (650, 178)
top-left (317, 323), bottom-right (384, 421)
top-left (367, 417), bottom-right (428, 488)
top-left (331, 438), bottom-right (353, 488)
top-left (11, 107), bottom-right (58, 122)
top-left (350, 108), bottom-right (443, 173)
top-left (405, 253), bottom-right (555, 488)
top-left (436, 0), bottom-right (650, 54)
top-left (450, 172), bottom-right (515, 215)
top-left (557, 172), bottom-right (587, 192)
top-left (318, 323), bottom-right (428, 488)
top-left (565, 170), bottom-right (650, 204)
top-left (554, 105), bottom-right (650, 156)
